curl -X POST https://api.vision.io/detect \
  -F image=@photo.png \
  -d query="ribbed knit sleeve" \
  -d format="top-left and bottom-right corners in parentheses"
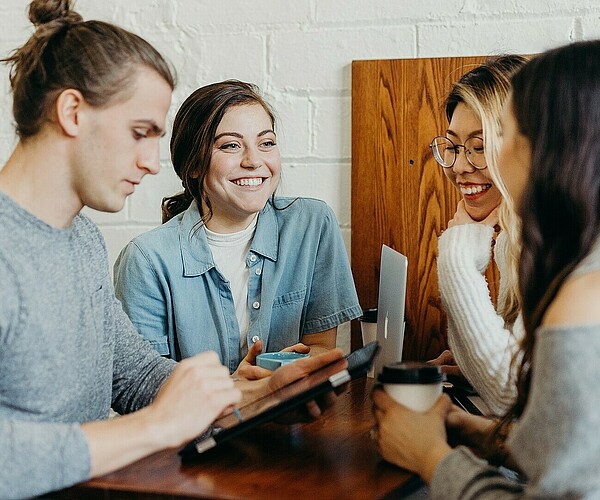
top-left (437, 224), bottom-right (520, 415)
top-left (430, 323), bottom-right (600, 499)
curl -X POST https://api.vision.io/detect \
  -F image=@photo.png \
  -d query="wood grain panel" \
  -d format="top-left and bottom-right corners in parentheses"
top-left (351, 56), bottom-right (500, 361)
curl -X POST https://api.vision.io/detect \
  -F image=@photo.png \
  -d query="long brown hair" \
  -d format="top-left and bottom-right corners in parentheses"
top-left (498, 40), bottom-right (600, 434)
top-left (163, 80), bottom-right (276, 224)
top-left (2, 0), bottom-right (175, 139)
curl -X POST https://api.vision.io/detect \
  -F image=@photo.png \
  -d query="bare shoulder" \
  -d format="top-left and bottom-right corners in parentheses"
top-left (543, 269), bottom-right (600, 326)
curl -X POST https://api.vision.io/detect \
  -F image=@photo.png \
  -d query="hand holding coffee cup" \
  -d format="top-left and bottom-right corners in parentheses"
top-left (377, 362), bottom-right (445, 412)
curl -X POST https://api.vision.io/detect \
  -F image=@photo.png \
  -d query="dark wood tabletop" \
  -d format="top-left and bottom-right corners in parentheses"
top-left (56, 377), bottom-right (418, 500)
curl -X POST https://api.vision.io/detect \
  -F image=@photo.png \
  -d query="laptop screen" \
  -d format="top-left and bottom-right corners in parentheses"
top-left (373, 245), bottom-right (408, 377)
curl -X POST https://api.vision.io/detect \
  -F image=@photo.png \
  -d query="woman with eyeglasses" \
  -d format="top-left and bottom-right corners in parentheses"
top-left (373, 39), bottom-right (600, 499)
top-left (428, 55), bottom-right (528, 416)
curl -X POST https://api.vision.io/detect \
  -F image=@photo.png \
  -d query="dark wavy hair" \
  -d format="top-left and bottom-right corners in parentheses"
top-left (2, 0), bottom-right (175, 139)
top-left (163, 80), bottom-right (277, 224)
top-left (502, 40), bottom-right (600, 428)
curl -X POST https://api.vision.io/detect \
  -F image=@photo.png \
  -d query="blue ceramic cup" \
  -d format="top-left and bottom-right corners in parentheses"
top-left (256, 352), bottom-right (309, 371)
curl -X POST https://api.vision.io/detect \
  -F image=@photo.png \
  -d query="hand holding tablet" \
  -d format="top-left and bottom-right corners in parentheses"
top-left (179, 342), bottom-right (380, 460)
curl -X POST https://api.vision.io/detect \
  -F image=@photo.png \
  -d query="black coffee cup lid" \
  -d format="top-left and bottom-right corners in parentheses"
top-left (377, 362), bottom-right (444, 384)
top-left (359, 307), bottom-right (377, 322)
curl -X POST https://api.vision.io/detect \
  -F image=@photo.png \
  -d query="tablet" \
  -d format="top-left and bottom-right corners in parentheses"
top-left (179, 341), bottom-right (380, 461)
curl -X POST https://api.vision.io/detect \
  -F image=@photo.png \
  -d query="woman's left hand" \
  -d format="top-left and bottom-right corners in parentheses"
top-left (233, 341), bottom-right (311, 380)
top-left (232, 340), bottom-right (272, 380)
top-left (372, 388), bottom-right (453, 484)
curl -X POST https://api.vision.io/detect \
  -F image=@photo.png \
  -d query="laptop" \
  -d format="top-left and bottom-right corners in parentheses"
top-left (373, 245), bottom-right (408, 377)
top-left (372, 245), bottom-right (489, 416)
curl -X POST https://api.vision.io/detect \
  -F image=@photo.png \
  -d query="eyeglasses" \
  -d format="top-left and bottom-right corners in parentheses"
top-left (429, 136), bottom-right (487, 170)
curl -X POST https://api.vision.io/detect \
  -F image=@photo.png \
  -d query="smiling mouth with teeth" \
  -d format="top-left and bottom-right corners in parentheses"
top-left (459, 183), bottom-right (491, 195)
top-left (233, 178), bottom-right (264, 187)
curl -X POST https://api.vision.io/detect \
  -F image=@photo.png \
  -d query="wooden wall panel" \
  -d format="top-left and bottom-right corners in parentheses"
top-left (351, 56), bottom-right (500, 361)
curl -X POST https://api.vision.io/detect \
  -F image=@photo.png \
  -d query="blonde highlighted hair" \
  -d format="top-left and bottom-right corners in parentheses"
top-left (445, 55), bottom-right (529, 327)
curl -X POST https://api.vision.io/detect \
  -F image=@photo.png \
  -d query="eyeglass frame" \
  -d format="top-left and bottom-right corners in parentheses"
top-left (429, 135), bottom-right (487, 170)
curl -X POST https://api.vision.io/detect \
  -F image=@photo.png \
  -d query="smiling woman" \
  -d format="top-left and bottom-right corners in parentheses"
top-left (113, 80), bottom-right (362, 377)
top-left (428, 55), bottom-right (529, 416)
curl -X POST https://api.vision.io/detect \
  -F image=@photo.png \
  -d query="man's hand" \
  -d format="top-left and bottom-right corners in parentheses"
top-left (148, 352), bottom-right (241, 448)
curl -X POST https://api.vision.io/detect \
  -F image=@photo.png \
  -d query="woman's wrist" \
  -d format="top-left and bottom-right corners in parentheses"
top-left (419, 443), bottom-right (452, 485)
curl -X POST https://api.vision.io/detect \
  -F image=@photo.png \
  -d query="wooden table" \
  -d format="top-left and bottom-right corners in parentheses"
top-left (57, 378), bottom-right (419, 499)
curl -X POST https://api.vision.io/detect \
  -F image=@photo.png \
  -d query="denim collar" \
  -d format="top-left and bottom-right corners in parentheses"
top-left (179, 200), bottom-right (279, 277)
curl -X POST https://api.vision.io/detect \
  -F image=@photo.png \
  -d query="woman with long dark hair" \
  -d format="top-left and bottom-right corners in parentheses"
top-left (373, 40), bottom-right (600, 498)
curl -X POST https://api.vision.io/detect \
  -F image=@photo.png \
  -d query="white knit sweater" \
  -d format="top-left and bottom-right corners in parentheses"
top-left (437, 223), bottom-right (523, 415)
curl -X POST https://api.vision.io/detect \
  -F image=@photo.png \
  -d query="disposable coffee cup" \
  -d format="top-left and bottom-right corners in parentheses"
top-left (378, 362), bottom-right (445, 412)
top-left (359, 308), bottom-right (378, 377)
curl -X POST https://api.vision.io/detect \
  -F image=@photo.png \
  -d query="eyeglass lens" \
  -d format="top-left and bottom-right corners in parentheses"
top-left (430, 136), bottom-right (486, 169)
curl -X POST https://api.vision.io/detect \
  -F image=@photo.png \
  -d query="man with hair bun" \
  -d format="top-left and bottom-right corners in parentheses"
top-left (0, 1), bottom-right (343, 498)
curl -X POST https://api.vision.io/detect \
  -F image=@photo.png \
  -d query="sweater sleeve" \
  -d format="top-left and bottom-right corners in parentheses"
top-left (430, 447), bottom-right (524, 499)
top-left (108, 289), bottom-right (176, 414)
top-left (0, 262), bottom-right (90, 498)
top-left (437, 224), bottom-right (519, 415)
top-left (507, 324), bottom-right (600, 497)
top-left (0, 420), bottom-right (90, 499)
top-left (430, 324), bottom-right (600, 499)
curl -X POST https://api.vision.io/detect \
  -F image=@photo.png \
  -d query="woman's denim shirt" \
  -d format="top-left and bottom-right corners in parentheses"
top-left (114, 197), bottom-right (362, 372)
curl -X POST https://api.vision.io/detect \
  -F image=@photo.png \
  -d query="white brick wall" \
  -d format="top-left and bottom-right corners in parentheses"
top-left (2, 0), bottom-right (600, 352)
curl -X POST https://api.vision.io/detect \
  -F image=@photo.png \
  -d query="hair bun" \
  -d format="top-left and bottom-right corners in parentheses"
top-left (28, 0), bottom-right (82, 27)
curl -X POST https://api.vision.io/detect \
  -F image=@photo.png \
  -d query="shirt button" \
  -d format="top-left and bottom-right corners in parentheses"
top-left (252, 301), bottom-right (260, 309)
top-left (251, 335), bottom-right (260, 343)
top-left (255, 268), bottom-right (262, 276)
top-left (250, 254), bottom-right (257, 262)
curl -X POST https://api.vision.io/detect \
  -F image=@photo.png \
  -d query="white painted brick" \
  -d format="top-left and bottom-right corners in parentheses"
top-left (266, 92), bottom-right (311, 158)
top-left (82, 205), bottom-right (129, 225)
top-left (316, 0), bottom-right (460, 23)
top-left (340, 227), bottom-right (352, 258)
top-left (417, 17), bottom-right (576, 57)
top-left (101, 225), bottom-right (157, 274)
top-left (0, 134), bottom-right (17, 166)
top-left (3, 0), bottom-right (599, 303)
top-left (312, 96), bottom-right (351, 158)
top-left (198, 34), bottom-right (266, 87)
top-left (271, 26), bottom-right (415, 91)
top-left (73, 0), bottom-right (118, 22)
top-left (278, 163), bottom-right (351, 226)
top-left (0, 111), bottom-right (17, 143)
top-left (461, 0), bottom-right (600, 16)
top-left (129, 163), bottom-right (183, 224)
top-left (0, 4), bottom-right (31, 42)
top-left (579, 16), bottom-right (600, 39)
top-left (176, 1), bottom-right (312, 27)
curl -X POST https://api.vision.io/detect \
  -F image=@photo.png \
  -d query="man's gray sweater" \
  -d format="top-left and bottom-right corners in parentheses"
top-left (0, 191), bottom-right (176, 498)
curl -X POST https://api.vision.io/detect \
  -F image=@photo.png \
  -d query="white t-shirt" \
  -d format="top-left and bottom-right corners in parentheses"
top-left (205, 216), bottom-right (258, 356)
